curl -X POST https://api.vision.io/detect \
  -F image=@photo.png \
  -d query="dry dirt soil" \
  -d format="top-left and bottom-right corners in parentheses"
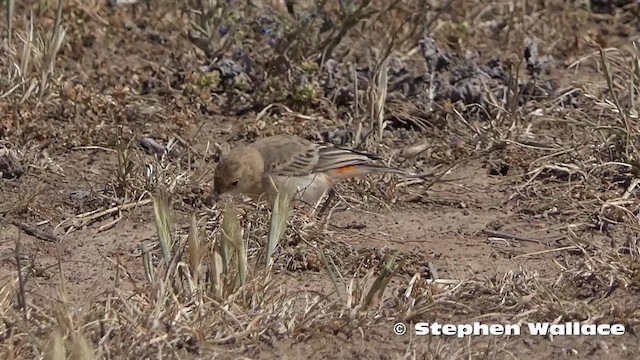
top-left (1, 0), bottom-right (640, 359)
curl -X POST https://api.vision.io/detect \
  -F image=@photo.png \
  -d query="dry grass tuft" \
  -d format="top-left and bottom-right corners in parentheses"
top-left (1, 0), bottom-right (66, 103)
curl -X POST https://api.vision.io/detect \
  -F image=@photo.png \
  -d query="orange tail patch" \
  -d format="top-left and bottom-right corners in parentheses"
top-left (333, 165), bottom-right (359, 174)
top-left (326, 165), bottom-right (370, 180)
top-left (326, 164), bottom-right (407, 180)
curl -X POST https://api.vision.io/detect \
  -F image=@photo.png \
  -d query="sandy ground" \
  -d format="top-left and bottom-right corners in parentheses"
top-left (1, 0), bottom-right (640, 359)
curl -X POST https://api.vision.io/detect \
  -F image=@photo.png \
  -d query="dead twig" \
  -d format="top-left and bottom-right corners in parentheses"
top-left (11, 220), bottom-right (61, 243)
top-left (481, 229), bottom-right (559, 246)
top-left (58, 198), bottom-right (153, 233)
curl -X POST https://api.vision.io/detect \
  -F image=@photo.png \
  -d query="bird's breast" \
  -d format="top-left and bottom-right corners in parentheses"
top-left (263, 173), bottom-right (331, 205)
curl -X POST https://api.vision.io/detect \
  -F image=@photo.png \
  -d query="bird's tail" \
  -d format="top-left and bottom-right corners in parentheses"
top-left (365, 164), bottom-right (435, 179)
top-left (326, 164), bottom-right (434, 181)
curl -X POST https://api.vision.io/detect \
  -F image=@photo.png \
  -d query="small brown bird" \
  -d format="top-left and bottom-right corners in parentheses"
top-left (212, 134), bottom-right (417, 205)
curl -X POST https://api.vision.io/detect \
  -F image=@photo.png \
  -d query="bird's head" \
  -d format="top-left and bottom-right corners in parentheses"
top-left (212, 145), bottom-right (265, 199)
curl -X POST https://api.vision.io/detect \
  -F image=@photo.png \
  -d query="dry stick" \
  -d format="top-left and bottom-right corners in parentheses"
top-left (15, 229), bottom-right (26, 317)
top-left (513, 246), bottom-right (579, 259)
top-left (64, 198), bottom-right (153, 231)
top-left (11, 220), bottom-right (61, 243)
top-left (481, 229), bottom-right (558, 246)
top-left (96, 215), bottom-right (123, 233)
top-left (621, 178), bottom-right (640, 200)
top-left (171, 133), bottom-right (200, 157)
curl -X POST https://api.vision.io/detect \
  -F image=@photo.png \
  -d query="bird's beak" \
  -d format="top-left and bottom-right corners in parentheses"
top-left (211, 189), bottom-right (221, 200)
top-left (206, 189), bottom-right (221, 206)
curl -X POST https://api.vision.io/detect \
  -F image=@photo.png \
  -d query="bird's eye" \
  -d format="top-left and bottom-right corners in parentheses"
top-left (230, 179), bottom-right (239, 187)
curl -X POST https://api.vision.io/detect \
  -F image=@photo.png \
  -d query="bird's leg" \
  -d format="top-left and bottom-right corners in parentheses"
top-left (316, 188), bottom-right (337, 220)
top-left (321, 198), bottom-right (340, 233)
top-left (301, 189), bottom-right (336, 231)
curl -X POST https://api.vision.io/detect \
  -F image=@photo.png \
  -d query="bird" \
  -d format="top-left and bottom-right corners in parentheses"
top-left (211, 134), bottom-right (426, 206)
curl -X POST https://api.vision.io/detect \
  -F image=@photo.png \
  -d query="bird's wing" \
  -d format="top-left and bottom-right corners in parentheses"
top-left (312, 145), bottom-right (375, 173)
top-left (250, 135), bottom-right (318, 176)
top-left (249, 136), bottom-right (369, 175)
top-left (251, 135), bottom-right (403, 178)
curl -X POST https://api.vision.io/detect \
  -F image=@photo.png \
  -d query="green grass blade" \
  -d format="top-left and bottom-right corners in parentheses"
top-left (266, 185), bottom-right (294, 269)
top-left (237, 233), bottom-right (247, 289)
top-left (363, 251), bottom-right (399, 309)
top-left (141, 243), bottom-right (155, 283)
top-left (187, 213), bottom-right (201, 283)
top-left (320, 246), bottom-right (343, 302)
top-left (209, 239), bottom-right (224, 297)
top-left (221, 201), bottom-right (241, 273)
top-left (152, 191), bottom-right (173, 260)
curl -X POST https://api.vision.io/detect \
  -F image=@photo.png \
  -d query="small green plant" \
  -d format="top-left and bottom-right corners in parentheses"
top-left (187, 0), bottom-right (244, 59)
top-left (292, 81), bottom-right (322, 104)
top-left (184, 0), bottom-right (404, 113)
top-left (196, 71), bottom-right (221, 88)
top-left (300, 59), bottom-right (320, 73)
